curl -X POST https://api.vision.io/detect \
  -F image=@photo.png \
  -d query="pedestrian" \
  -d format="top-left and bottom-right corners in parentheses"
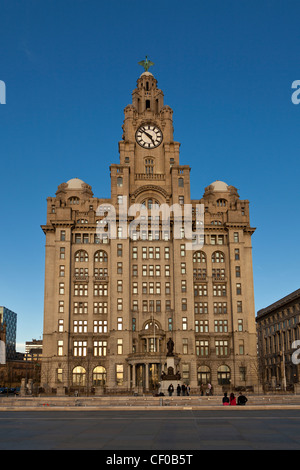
top-left (208, 382), bottom-right (212, 395)
top-left (230, 393), bottom-right (236, 406)
top-left (222, 392), bottom-right (230, 406)
top-left (237, 392), bottom-right (248, 406)
top-left (168, 383), bottom-right (174, 396)
top-left (186, 385), bottom-right (190, 396)
top-left (181, 383), bottom-right (186, 396)
top-left (200, 384), bottom-right (204, 396)
top-left (177, 384), bottom-right (181, 396)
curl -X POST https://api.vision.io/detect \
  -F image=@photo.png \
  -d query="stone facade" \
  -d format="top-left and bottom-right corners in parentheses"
top-left (41, 69), bottom-right (257, 394)
top-left (256, 288), bottom-right (300, 391)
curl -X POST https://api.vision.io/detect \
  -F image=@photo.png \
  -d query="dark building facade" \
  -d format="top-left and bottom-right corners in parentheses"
top-left (256, 288), bottom-right (300, 391)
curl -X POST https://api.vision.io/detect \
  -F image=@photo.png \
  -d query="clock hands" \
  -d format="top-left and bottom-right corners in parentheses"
top-left (140, 126), bottom-right (155, 145)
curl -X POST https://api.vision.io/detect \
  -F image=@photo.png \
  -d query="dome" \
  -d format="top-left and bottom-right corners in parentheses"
top-left (66, 178), bottom-right (85, 189)
top-left (140, 71), bottom-right (154, 78)
top-left (210, 180), bottom-right (229, 192)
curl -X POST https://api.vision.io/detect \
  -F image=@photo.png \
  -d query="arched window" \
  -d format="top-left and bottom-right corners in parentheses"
top-left (69, 197), bottom-right (80, 205)
top-left (211, 220), bottom-right (222, 225)
top-left (93, 366), bottom-right (106, 386)
top-left (94, 250), bottom-right (108, 263)
top-left (144, 320), bottom-right (160, 330)
top-left (217, 365), bottom-right (231, 385)
top-left (141, 198), bottom-right (160, 210)
top-left (197, 366), bottom-right (211, 385)
top-left (193, 251), bottom-right (206, 263)
top-left (75, 250), bottom-right (88, 262)
top-left (212, 251), bottom-right (225, 263)
top-left (217, 199), bottom-right (227, 207)
top-left (72, 366), bottom-right (86, 386)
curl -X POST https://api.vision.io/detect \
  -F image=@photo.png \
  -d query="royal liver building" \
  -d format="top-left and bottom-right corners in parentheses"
top-left (41, 60), bottom-right (257, 394)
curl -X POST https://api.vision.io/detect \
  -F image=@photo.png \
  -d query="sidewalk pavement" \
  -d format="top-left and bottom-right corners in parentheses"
top-left (1, 394), bottom-right (300, 411)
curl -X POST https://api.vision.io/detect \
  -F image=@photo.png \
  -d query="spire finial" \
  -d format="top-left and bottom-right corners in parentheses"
top-left (138, 55), bottom-right (154, 72)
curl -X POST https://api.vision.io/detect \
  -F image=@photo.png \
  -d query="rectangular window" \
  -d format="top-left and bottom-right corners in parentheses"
top-left (58, 319), bottom-right (64, 332)
top-left (117, 317), bottom-right (123, 330)
top-left (73, 320), bottom-right (88, 333)
top-left (183, 338), bottom-right (188, 355)
top-left (215, 340), bottom-right (229, 356)
top-left (234, 232), bottom-right (239, 243)
top-left (57, 340), bottom-right (63, 356)
top-left (196, 340), bottom-right (209, 356)
top-left (94, 283), bottom-right (108, 296)
top-left (59, 301), bottom-right (64, 313)
top-left (194, 302), bottom-right (208, 314)
top-left (93, 301), bottom-right (107, 314)
top-left (182, 298), bottom-right (187, 311)
top-left (182, 317), bottom-right (188, 330)
top-left (73, 340), bottom-right (87, 357)
top-left (60, 247), bottom-right (65, 259)
top-left (59, 283), bottom-right (64, 295)
top-left (93, 340), bottom-right (107, 357)
top-left (117, 299), bottom-right (123, 311)
top-left (238, 319), bottom-right (243, 332)
top-left (116, 364), bottom-right (124, 385)
top-left (213, 284), bottom-right (226, 297)
top-left (236, 283), bottom-right (242, 295)
top-left (60, 230), bottom-right (66, 241)
top-left (235, 266), bottom-right (241, 277)
top-left (117, 339), bottom-right (123, 355)
top-left (117, 262), bottom-right (123, 274)
top-left (235, 249), bottom-right (240, 260)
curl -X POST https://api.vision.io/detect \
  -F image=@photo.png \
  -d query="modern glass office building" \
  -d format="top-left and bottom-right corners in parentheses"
top-left (0, 306), bottom-right (17, 360)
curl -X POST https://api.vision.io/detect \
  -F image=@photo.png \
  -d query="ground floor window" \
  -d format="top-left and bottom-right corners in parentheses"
top-left (72, 366), bottom-right (86, 386)
top-left (217, 365), bottom-right (231, 385)
top-left (197, 365), bottom-right (211, 385)
top-left (93, 366), bottom-right (106, 386)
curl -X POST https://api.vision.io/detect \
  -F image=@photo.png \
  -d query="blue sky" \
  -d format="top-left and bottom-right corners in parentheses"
top-left (0, 0), bottom-right (299, 351)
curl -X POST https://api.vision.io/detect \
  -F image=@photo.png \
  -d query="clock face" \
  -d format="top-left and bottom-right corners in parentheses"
top-left (136, 124), bottom-right (163, 149)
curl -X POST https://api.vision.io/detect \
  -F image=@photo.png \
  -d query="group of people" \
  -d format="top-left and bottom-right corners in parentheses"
top-left (222, 392), bottom-right (248, 406)
top-left (166, 383), bottom-right (248, 405)
top-left (168, 383), bottom-right (190, 396)
top-left (199, 383), bottom-right (213, 396)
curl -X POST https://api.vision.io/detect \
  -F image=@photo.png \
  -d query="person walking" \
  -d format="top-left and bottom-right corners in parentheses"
top-left (177, 384), bottom-right (181, 396)
top-left (168, 383), bottom-right (174, 396)
top-left (230, 393), bottom-right (236, 405)
top-left (186, 385), bottom-right (190, 396)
